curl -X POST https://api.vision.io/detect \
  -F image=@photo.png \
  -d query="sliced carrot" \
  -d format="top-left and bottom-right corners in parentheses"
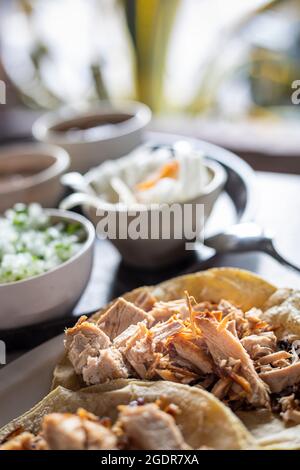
top-left (229, 372), bottom-right (251, 394)
top-left (136, 160), bottom-right (179, 191)
top-left (217, 314), bottom-right (231, 331)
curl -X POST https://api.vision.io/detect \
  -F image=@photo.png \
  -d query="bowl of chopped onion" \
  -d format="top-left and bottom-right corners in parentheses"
top-left (0, 204), bottom-right (95, 329)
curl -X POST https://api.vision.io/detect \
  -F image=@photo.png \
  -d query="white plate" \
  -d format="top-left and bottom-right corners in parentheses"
top-left (0, 335), bottom-right (63, 427)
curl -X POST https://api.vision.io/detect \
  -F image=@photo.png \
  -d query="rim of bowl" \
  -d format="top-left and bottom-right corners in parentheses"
top-left (32, 100), bottom-right (152, 145)
top-left (0, 209), bottom-right (95, 287)
top-left (0, 143), bottom-right (70, 195)
top-left (84, 158), bottom-right (227, 214)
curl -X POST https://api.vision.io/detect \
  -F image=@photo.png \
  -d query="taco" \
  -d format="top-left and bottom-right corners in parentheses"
top-left (52, 267), bottom-right (300, 449)
top-left (0, 380), bottom-right (255, 450)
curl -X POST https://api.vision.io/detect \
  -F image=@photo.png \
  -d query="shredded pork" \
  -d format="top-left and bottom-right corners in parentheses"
top-left (279, 394), bottom-right (300, 424)
top-left (150, 299), bottom-right (190, 323)
top-left (1, 403), bottom-right (189, 451)
top-left (134, 290), bottom-right (157, 312)
top-left (64, 316), bottom-right (111, 375)
top-left (195, 315), bottom-right (270, 408)
top-left (241, 332), bottom-right (277, 361)
top-left (42, 410), bottom-right (117, 450)
top-left (116, 403), bottom-right (190, 450)
top-left (172, 335), bottom-right (213, 374)
top-left (82, 348), bottom-right (129, 385)
top-left (0, 432), bottom-right (48, 450)
top-left (259, 362), bottom-right (300, 393)
top-left (98, 298), bottom-right (154, 340)
top-left (64, 289), bottom-right (300, 418)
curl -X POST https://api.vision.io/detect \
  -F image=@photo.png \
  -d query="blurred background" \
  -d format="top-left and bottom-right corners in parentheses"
top-left (1, 0), bottom-right (300, 172)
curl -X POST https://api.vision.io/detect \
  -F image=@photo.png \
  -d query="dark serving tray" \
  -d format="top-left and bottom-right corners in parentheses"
top-left (0, 132), bottom-right (256, 351)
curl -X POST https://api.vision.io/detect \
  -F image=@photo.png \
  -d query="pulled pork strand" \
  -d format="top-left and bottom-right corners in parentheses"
top-left (195, 312), bottom-right (270, 408)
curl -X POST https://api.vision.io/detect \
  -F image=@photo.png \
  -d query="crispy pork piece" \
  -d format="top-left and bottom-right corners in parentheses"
top-left (259, 362), bottom-right (300, 393)
top-left (217, 300), bottom-right (252, 337)
top-left (65, 316), bottom-right (128, 384)
top-left (211, 377), bottom-right (232, 400)
top-left (263, 288), bottom-right (293, 310)
top-left (82, 347), bottom-right (129, 385)
top-left (257, 350), bottom-right (291, 366)
top-left (194, 301), bottom-right (218, 313)
top-left (281, 408), bottom-right (300, 425)
top-left (279, 394), bottom-right (300, 424)
top-left (245, 307), bottom-right (264, 322)
top-left (64, 316), bottom-right (111, 375)
top-left (116, 403), bottom-right (190, 450)
top-left (171, 335), bottom-right (213, 374)
top-left (262, 290), bottom-right (300, 338)
top-left (227, 320), bottom-right (238, 337)
top-left (150, 299), bottom-right (190, 323)
top-left (0, 432), bottom-right (48, 450)
top-left (218, 300), bottom-right (268, 338)
top-left (42, 410), bottom-right (117, 450)
top-left (98, 298), bottom-right (154, 340)
top-left (155, 364), bottom-right (199, 384)
top-left (121, 322), bottom-right (156, 379)
top-left (155, 352), bottom-right (200, 384)
top-left (196, 315), bottom-right (270, 408)
top-left (218, 300), bottom-right (243, 317)
top-left (134, 290), bottom-right (157, 312)
top-left (241, 332), bottom-right (277, 361)
top-left (151, 317), bottom-right (184, 350)
top-left (113, 323), bottom-right (143, 349)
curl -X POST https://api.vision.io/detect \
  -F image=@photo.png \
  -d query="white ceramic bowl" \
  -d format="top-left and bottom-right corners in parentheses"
top-left (60, 157), bottom-right (227, 269)
top-left (0, 143), bottom-right (70, 214)
top-left (0, 210), bottom-right (95, 329)
top-left (32, 101), bottom-right (152, 173)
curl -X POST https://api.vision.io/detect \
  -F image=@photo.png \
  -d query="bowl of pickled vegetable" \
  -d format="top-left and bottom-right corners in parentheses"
top-left (0, 204), bottom-right (95, 329)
